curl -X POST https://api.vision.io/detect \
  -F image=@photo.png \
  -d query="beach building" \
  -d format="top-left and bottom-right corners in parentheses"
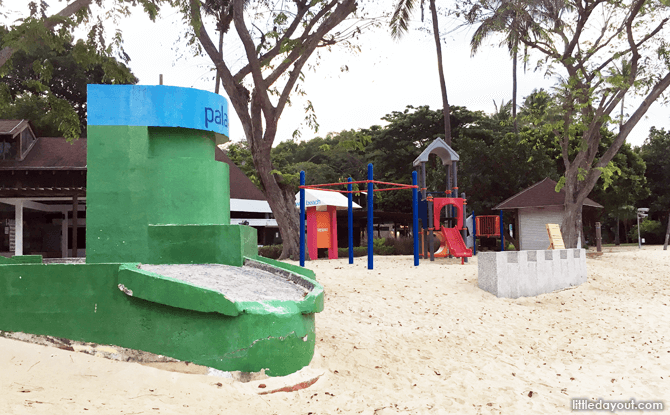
top-left (0, 119), bottom-right (277, 258)
top-left (494, 177), bottom-right (603, 250)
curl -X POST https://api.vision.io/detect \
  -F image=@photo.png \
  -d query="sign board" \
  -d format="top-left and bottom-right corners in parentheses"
top-left (316, 211), bottom-right (331, 248)
top-left (87, 85), bottom-right (229, 143)
top-left (546, 224), bottom-right (565, 249)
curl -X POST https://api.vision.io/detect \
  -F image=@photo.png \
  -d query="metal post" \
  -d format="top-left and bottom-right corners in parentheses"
top-left (61, 211), bottom-right (68, 258)
top-left (663, 213), bottom-right (670, 250)
top-left (428, 195), bottom-right (435, 261)
top-left (452, 162), bottom-right (458, 198)
top-left (461, 192), bottom-right (468, 263)
top-left (367, 164), bottom-right (374, 270)
top-left (421, 162), bottom-right (428, 260)
top-left (412, 171), bottom-right (419, 266)
top-left (72, 195), bottom-right (78, 257)
top-left (300, 171), bottom-right (306, 267)
top-left (421, 163), bottom-right (427, 200)
top-left (499, 210), bottom-right (505, 251)
top-left (348, 177), bottom-right (354, 264)
top-left (445, 165), bottom-right (450, 197)
top-left (595, 222), bottom-right (602, 252)
top-left (14, 201), bottom-right (23, 256)
top-left (637, 213), bottom-right (641, 249)
top-left (473, 211), bottom-right (477, 256)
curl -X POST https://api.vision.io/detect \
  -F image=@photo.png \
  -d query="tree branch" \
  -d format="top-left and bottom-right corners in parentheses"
top-left (233, 0), bottom-right (276, 126)
top-left (599, 70), bottom-right (670, 167)
top-left (0, 0), bottom-right (93, 68)
top-left (275, 0), bottom-right (357, 116)
top-left (189, 0), bottom-right (252, 138)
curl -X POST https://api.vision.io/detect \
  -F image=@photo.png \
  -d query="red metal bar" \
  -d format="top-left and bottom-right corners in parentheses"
top-left (373, 186), bottom-right (416, 192)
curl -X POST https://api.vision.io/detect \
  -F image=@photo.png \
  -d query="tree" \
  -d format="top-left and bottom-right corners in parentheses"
top-left (0, 27), bottom-right (137, 137)
top-left (0, 0), bottom-right (158, 138)
top-left (0, 0), bottom-right (93, 69)
top-left (363, 104), bottom-right (556, 215)
top-left (173, 0), bottom-right (360, 259)
top-left (638, 127), bottom-right (670, 217)
top-left (390, 0), bottom-right (452, 145)
top-left (467, 0), bottom-right (533, 134)
top-left (465, 0), bottom-right (670, 247)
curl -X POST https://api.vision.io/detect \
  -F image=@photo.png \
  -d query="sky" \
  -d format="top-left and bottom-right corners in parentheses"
top-left (4, 1), bottom-right (669, 148)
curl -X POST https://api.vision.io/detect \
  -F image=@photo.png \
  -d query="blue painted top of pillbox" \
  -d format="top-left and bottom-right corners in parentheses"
top-left (87, 84), bottom-right (229, 137)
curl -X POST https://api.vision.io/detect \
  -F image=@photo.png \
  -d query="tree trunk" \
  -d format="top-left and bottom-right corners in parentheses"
top-left (429, 0), bottom-right (452, 145)
top-left (215, 30), bottom-right (224, 94)
top-left (561, 199), bottom-right (583, 248)
top-left (250, 140), bottom-right (301, 260)
top-left (614, 215), bottom-right (620, 245)
top-left (503, 228), bottom-right (519, 251)
top-left (623, 220), bottom-right (629, 243)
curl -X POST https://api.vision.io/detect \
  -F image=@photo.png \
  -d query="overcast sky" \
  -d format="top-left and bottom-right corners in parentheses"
top-left (4, 1), bottom-right (669, 147)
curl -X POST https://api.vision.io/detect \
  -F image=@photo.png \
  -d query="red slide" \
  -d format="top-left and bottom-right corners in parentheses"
top-left (440, 227), bottom-right (473, 258)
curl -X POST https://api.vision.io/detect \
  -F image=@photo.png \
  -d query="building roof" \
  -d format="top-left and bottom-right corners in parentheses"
top-left (214, 147), bottom-right (267, 201)
top-left (295, 188), bottom-right (362, 211)
top-left (0, 130), bottom-right (268, 203)
top-left (0, 119), bottom-right (29, 135)
top-left (412, 137), bottom-right (459, 167)
top-left (0, 137), bottom-right (87, 170)
top-left (494, 177), bottom-right (603, 210)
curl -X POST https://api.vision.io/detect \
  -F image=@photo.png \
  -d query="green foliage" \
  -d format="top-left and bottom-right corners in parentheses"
top-left (629, 219), bottom-right (664, 244)
top-left (638, 127), bottom-right (670, 217)
top-left (461, 0), bottom-right (670, 247)
top-left (365, 103), bottom-right (557, 214)
top-left (337, 246), bottom-right (367, 258)
top-left (0, 25), bottom-right (137, 138)
top-left (226, 130), bottom-right (370, 194)
top-left (382, 237), bottom-right (416, 255)
top-left (225, 142), bottom-right (260, 188)
top-left (258, 244), bottom-right (283, 260)
top-left (372, 238), bottom-right (394, 255)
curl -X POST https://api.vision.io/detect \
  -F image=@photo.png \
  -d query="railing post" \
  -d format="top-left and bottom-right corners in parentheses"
top-left (300, 171), bottom-right (305, 267)
top-left (348, 177), bottom-right (354, 264)
top-left (499, 210), bottom-right (505, 252)
top-left (367, 164), bottom-right (373, 270)
top-left (412, 171), bottom-right (419, 266)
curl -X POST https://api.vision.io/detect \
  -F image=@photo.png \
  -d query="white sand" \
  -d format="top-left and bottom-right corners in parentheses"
top-left (1, 246), bottom-right (668, 414)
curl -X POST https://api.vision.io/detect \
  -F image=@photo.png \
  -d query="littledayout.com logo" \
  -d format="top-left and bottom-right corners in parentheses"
top-left (205, 106), bottom-right (228, 129)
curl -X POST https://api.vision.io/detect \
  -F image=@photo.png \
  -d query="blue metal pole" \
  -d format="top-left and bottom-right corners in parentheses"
top-left (348, 177), bottom-right (353, 265)
top-left (412, 171), bottom-right (419, 266)
top-left (499, 209), bottom-right (505, 252)
top-left (473, 211), bottom-right (477, 256)
top-left (300, 171), bottom-right (306, 267)
top-left (367, 163), bottom-right (373, 270)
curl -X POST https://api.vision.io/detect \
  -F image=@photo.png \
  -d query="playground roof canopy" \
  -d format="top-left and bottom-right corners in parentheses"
top-left (494, 178), bottom-right (603, 210)
top-left (295, 189), bottom-right (362, 211)
top-left (412, 138), bottom-right (459, 167)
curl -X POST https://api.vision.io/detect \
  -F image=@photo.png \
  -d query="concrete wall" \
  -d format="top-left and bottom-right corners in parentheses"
top-left (478, 249), bottom-right (586, 298)
top-left (0, 261), bottom-right (322, 376)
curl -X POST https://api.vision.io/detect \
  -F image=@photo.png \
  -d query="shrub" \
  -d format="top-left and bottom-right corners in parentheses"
top-left (337, 247), bottom-right (367, 257)
top-left (629, 219), bottom-right (664, 244)
top-left (384, 237), bottom-right (415, 255)
top-left (258, 244), bottom-right (282, 259)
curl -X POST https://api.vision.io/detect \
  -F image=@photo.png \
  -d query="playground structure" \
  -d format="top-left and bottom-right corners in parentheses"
top-left (294, 188), bottom-right (362, 260)
top-left (297, 138), bottom-right (474, 268)
top-left (0, 85), bottom-right (323, 377)
top-left (299, 164), bottom-right (420, 270)
top-left (471, 212), bottom-right (505, 255)
top-left (413, 139), bottom-right (473, 264)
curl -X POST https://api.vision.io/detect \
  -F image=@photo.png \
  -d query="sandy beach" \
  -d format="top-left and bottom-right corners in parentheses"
top-left (1, 246), bottom-right (668, 414)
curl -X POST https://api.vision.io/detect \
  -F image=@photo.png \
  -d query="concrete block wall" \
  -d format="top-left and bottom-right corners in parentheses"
top-left (478, 249), bottom-right (587, 298)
